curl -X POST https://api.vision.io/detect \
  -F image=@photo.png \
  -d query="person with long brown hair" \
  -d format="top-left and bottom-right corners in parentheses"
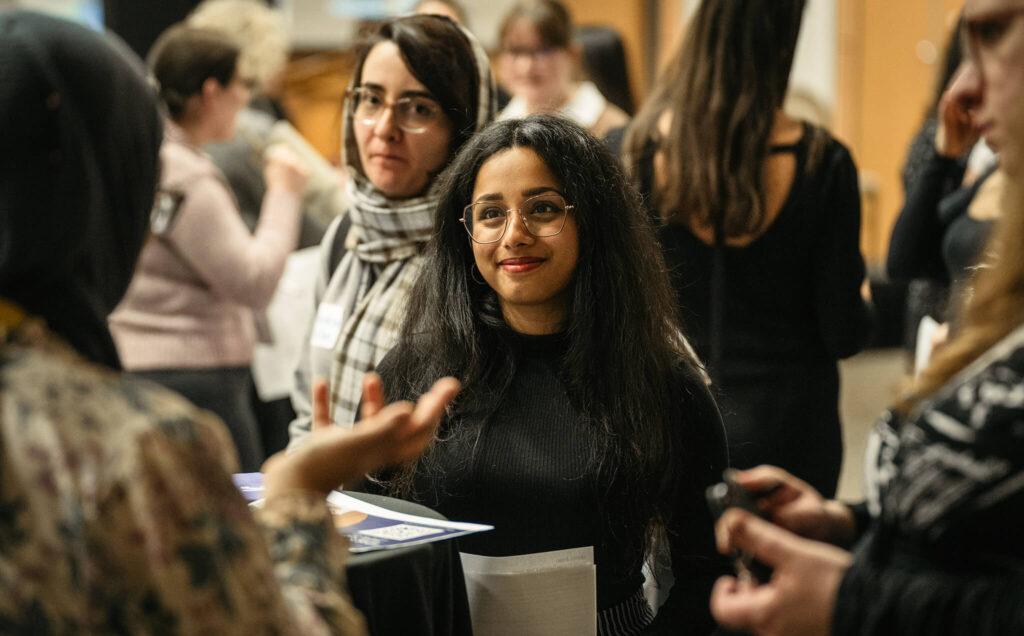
top-left (623, 0), bottom-right (871, 498)
top-left (711, 1), bottom-right (1024, 631)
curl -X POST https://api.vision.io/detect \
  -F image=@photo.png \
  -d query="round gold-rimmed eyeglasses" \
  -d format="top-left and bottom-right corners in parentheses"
top-left (347, 86), bottom-right (443, 134)
top-left (460, 192), bottom-right (573, 244)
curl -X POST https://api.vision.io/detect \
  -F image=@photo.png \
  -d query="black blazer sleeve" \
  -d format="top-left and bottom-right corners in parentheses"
top-left (887, 151), bottom-right (965, 283)
top-left (812, 142), bottom-right (872, 359)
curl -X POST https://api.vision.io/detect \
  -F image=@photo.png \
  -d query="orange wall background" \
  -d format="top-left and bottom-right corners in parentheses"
top-left (837, 0), bottom-right (964, 264)
top-left (279, 52), bottom-right (352, 166)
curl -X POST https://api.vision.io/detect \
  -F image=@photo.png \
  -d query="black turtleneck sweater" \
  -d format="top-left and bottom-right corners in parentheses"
top-left (371, 331), bottom-right (729, 634)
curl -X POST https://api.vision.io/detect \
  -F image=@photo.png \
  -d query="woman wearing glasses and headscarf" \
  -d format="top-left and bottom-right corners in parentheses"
top-left (287, 14), bottom-right (496, 447)
top-left (0, 10), bottom-right (458, 633)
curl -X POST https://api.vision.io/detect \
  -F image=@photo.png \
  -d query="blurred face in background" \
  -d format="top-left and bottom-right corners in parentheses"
top-left (414, 1), bottom-right (464, 24)
top-left (353, 41), bottom-right (453, 197)
top-left (498, 18), bottom-right (575, 110)
top-left (963, 0), bottom-right (1024, 173)
top-left (205, 69), bottom-right (253, 141)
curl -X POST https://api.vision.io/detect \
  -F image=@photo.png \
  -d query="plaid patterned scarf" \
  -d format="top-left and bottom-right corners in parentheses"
top-left (325, 177), bottom-right (433, 426)
top-left (326, 23), bottom-right (496, 426)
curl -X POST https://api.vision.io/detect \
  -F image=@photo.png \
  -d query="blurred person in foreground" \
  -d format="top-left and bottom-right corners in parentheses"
top-left (0, 10), bottom-right (457, 633)
top-left (711, 2), bottom-right (1024, 633)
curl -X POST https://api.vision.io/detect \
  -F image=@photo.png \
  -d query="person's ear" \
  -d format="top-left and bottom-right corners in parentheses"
top-left (200, 76), bottom-right (222, 103)
top-left (569, 42), bottom-right (584, 66)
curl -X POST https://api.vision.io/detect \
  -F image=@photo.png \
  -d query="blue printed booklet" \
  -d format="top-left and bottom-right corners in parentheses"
top-left (232, 472), bottom-right (492, 553)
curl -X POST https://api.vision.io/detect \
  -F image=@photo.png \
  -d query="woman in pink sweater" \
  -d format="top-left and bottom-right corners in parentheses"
top-left (110, 24), bottom-right (307, 471)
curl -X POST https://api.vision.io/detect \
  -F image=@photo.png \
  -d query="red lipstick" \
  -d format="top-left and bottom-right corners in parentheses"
top-left (499, 257), bottom-right (543, 273)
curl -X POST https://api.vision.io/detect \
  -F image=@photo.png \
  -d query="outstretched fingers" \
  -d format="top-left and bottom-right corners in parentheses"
top-left (311, 377), bottom-right (332, 434)
top-left (264, 377), bottom-right (460, 499)
top-left (353, 376), bottom-right (460, 467)
top-left (394, 377), bottom-right (461, 461)
top-left (716, 508), bottom-right (799, 567)
top-left (710, 575), bottom-right (778, 633)
top-left (411, 377), bottom-right (461, 428)
top-left (361, 372), bottom-right (385, 420)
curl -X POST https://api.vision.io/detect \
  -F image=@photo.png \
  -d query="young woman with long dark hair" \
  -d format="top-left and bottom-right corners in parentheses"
top-left (367, 115), bottom-right (728, 634)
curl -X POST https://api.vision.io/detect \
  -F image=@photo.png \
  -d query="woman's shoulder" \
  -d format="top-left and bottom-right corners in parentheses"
top-left (161, 134), bottom-right (219, 182)
top-left (800, 124), bottom-right (855, 173)
top-left (0, 337), bottom-right (251, 631)
top-left (778, 124), bottom-right (857, 209)
top-left (945, 323), bottom-right (1024, 394)
top-left (2, 327), bottom-right (237, 476)
top-left (666, 352), bottom-right (716, 416)
top-left (590, 101), bottom-right (630, 139)
top-left (898, 324), bottom-right (1024, 452)
top-left (664, 353), bottom-right (728, 470)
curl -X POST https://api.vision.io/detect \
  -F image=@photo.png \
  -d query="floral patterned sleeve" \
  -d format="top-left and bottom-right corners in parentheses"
top-left (0, 321), bottom-right (366, 635)
top-left (256, 493), bottom-right (367, 634)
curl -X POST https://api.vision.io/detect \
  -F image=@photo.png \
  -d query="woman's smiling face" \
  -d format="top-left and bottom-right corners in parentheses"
top-left (469, 146), bottom-right (579, 335)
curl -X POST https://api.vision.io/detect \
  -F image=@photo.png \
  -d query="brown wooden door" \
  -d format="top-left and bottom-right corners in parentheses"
top-left (836, 0), bottom-right (965, 266)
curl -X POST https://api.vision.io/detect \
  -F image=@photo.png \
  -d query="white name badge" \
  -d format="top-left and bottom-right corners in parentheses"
top-left (310, 303), bottom-right (344, 350)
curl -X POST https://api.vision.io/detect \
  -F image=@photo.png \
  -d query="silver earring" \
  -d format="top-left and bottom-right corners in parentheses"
top-left (471, 263), bottom-right (486, 285)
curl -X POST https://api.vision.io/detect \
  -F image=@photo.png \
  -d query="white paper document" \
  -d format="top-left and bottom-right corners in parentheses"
top-left (914, 315), bottom-right (941, 377)
top-left (460, 546), bottom-right (597, 636)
